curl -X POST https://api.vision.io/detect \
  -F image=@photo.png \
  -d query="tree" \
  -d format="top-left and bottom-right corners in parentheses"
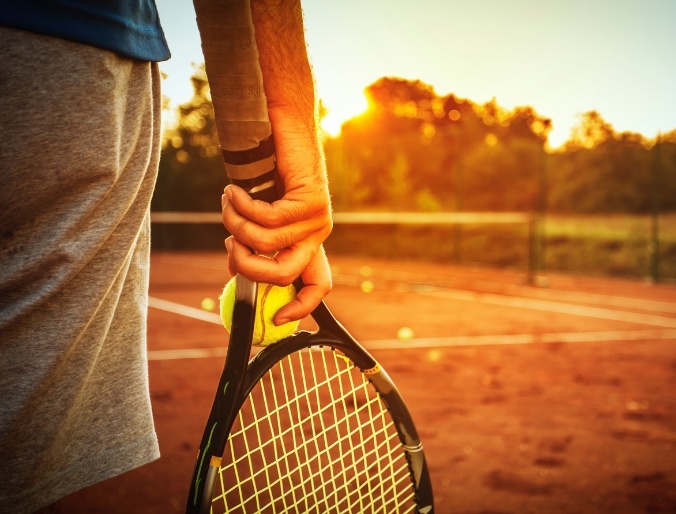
top-left (564, 110), bottom-right (615, 151)
top-left (327, 77), bottom-right (551, 211)
top-left (157, 69), bottom-right (673, 217)
top-left (153, 64), bottom-right (227, 212)
top-left (549, 113), bottom-right (655, 213)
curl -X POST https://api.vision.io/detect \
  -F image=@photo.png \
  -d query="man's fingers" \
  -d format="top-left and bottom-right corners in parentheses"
top-left (224, 183), bottom-right (329, 230)
top-left (273, 248), bottom-right (332, 324)
top-left (223, 200), bottom-right (331, 256)
top-left (272, 284), bottom-right (324, 325)
top-left (225, 238), bottom-right (332, 323)
top-left (225, 236), bottom-right (311, 286)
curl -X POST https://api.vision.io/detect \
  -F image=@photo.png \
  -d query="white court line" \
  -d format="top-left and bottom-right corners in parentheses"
top-left (366, 329), bottom-right (676, 350)
top-left (147, 291), bottom-right (676, 361)
top-left (148, 296), bottom-right (222, 325)
top-left (505, 287), bottom-right (676, 315)
top-left (419, 288), bottom-right (676, 329)
top-left (148, 347), bottom-right (227, 361)
top-left (333, 272), bottom-right (676, 316)
top-left (147, 330), bottom-right (676, 360)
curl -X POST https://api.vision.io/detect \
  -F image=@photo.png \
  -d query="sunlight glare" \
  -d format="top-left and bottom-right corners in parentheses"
top-left (320, 93), bottom-right (369, 137)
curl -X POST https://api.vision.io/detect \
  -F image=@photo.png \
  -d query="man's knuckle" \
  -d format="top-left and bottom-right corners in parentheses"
top-left (266, 210), bottom-right (286, 228)
top-left (231, 218), bottom-right (250, 237)
top-left (256, 238), bottom-right (279, 254)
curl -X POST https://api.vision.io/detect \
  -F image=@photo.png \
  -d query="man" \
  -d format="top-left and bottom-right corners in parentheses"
top-left (0, 1), bottom-right (331, 512)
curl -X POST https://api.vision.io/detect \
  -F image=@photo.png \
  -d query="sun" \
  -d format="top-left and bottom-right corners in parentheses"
top-left (320, 92), bottom-right (369, 137)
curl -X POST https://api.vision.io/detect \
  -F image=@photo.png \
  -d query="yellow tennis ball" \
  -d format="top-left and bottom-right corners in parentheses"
top-left (219, 277), bottom-right (300, 347)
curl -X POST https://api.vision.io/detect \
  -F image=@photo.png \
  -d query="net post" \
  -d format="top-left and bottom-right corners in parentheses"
top-left (528, 142), bottom-right (549, 286)
top-left (649, 134), bottom-right (662, 283)
top-left (527, 214), bottom-right (537, 286)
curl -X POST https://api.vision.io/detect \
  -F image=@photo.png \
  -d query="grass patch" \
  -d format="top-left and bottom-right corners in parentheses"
top-left (325, 213), bottom-right (676, 281)
top-left (325, 223), bottom-right (531, 269)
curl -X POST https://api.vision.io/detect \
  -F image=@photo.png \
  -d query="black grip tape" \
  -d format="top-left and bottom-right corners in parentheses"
top-left (221, 135), bottom-right (276, 165)
top-left (230, 170), bottom-right (276, 191)
top-left (248, 184), bottom-right (280, 203)
top-left (230, 169), bottom-right (281, 204)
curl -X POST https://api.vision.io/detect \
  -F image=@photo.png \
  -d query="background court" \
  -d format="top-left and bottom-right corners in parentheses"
top-left (60, 252), bottom-right (676, 513)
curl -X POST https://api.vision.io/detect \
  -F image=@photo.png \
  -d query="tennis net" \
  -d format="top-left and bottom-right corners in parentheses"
top-left (149, 210), bottom-right (537, 289)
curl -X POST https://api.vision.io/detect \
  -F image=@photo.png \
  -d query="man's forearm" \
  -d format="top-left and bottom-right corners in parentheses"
top-left (250, 0), bottom-right (320, 156)
top-left (212, 0), bottom-right (333, 316)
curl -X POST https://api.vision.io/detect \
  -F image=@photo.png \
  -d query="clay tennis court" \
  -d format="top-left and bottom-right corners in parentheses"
top-left (59, 252), bottom-right (676, 514)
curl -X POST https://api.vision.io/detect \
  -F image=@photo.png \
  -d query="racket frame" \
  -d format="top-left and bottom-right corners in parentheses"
top-left (187, 288), bottom-right (434, 513)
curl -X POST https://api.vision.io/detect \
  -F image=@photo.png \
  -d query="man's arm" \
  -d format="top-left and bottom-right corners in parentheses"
top-left (220, 0), bottom-right (332, 324)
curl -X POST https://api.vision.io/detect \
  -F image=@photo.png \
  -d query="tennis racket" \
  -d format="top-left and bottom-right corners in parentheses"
top-left (188, 1), bottom-right (434, 512)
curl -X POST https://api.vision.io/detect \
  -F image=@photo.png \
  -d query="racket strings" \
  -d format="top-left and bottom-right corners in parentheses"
top-left (211, 347), bottom-right (417, 513)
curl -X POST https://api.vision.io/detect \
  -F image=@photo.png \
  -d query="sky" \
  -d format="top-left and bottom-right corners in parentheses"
top-left (156, 0), bottom-right (676, 148)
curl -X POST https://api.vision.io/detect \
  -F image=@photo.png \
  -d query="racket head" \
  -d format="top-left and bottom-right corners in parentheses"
top-left (200, 301), bottom-right (434, 514)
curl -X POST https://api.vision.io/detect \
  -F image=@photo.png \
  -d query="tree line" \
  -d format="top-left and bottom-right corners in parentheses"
top-left (154, 67), bottom-right (676, 215)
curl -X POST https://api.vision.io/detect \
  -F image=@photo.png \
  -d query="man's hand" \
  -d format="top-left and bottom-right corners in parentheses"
top-left (221, 99), bottom-right (333, 324)
top-left (222, 157), bottom-right (333, 324)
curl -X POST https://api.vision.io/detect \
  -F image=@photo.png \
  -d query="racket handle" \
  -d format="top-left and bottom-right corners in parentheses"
top-left (194, 0), bottom-right (280, 203)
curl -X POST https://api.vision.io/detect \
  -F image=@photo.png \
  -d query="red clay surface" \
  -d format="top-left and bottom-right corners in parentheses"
top-left (58, 253), bottom-right (676, 514)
